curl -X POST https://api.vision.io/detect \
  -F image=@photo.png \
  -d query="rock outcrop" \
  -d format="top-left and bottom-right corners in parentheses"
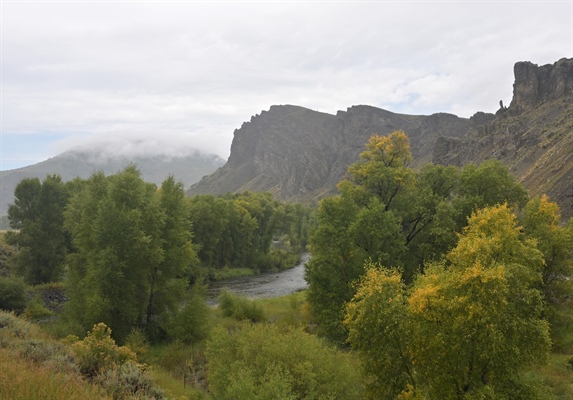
top-left (434, 58), bottom-right (573, 219)
top-left (189, 105), bottom-right (487, 201)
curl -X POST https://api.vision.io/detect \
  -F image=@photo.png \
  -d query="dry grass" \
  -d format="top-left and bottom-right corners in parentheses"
top-left (0, 347), bottom-right (108, 400)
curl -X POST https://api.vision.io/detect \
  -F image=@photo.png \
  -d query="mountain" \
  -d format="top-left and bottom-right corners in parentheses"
top-left (433, 57), bottom-right (573, 219)
top-left (188, 105), bottom-right (489, 201)
top-left (190, 57), bottom-right (572, 219)
top-left (0, 150), bottom-right (225, 216)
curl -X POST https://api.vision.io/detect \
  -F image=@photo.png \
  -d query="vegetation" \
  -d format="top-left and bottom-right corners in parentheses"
top-left (345, 205), bottom-right (551, 399)
top-left (305, 131), bottom-right (530, 342)
top-left (1, 131), bottom-right (572, 399)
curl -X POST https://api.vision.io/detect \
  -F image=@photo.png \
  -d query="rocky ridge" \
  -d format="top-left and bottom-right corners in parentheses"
top-left (434, 57), bottom-right (573, 219)
top-left (189, 105), bottom-right (488, 201)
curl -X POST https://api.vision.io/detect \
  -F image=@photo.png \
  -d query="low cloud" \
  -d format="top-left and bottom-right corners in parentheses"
top-left (2, 1), bottom-right (571, 168)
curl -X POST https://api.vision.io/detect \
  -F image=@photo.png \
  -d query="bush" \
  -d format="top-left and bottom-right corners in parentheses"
top-left (23, 296), bottom-right (54, 321)
top-left (72, 322), bottom-right (137, 378)
top-left (206, 323), bottom-right (363, 400)
top-left (218, 289), bottom-right (266, 323)
top-left (0, 310), bottom-right (34, 339)
top-left (0, 276), bottom-right (26, 313)
top-left (166, 290), bottom-right (210, 344)
top-left (95, 361), bottom-right (165, 400)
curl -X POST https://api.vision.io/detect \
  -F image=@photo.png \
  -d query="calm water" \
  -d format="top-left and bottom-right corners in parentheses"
top-left (206, 253), bottom-right (310, 305)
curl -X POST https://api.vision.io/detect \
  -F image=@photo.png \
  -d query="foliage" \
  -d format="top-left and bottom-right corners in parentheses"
top-left (71, 323), bottom-right (137, 378)
top-left (218, 289), bottom-right (267, 323)
top-left (345, 204), bottom-right (551, 399)
top-left (206, 323), bottom-right (363, 400)
top-left (64, 168), bottom-right (198, 343)
top-left (189, 192), bottom-right (311, 272)
top-left (165, 288), bottom-right (211, 344)
top-left (6, 175), bottom-right (70, 284)
top-left (306, 131), bottom-right (532, 343)
top-left (94, 361), bottom-right (165, 400)
top-left (0, 275), bottom-right (27, 312)
top-left (23, 296), bottom-right (55, 321)
top-left (521, 195), bottom-right (573, 304)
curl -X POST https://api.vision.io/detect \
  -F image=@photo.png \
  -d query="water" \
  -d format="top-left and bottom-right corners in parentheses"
top-left (206, 252), bottom-right (310, 304)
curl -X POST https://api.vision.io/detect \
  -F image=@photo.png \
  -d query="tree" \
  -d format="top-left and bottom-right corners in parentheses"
top-left (7, 175), bottom-right (69, 284)
top-left (344, 265), bottom-right (413, 399)
top-left (345, 204), bottom-right (550, 399)
top-left (521, 195), bottom-right (573, 304)
top-left (306, 132), bottom-right (532, 344)
top-left (64, 167), bottom-right (198, 343)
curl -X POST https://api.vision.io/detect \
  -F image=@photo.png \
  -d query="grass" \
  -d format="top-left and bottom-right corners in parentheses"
top-left (0, 347), bottom-right (108, 400)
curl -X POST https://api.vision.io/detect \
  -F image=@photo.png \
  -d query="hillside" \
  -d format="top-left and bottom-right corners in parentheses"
top-left (0, 150), bottom-right (224, 216)
top-left (188, 105), bottom-right (488, 201)
top-left (190, 58), bottom-right (572, 220)
top-left (433, 57), bottom-right (573, 219)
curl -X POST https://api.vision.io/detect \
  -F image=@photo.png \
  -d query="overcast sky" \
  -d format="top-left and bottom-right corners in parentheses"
top-left (1, 1), bottom-right (572, 170)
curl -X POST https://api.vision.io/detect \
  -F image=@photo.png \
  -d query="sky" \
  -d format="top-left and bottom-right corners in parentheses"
top-left (1, 1), bottom-right (572, 171)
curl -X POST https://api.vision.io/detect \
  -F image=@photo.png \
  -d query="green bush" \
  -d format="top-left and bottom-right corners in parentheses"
top-left (218, 289), bottom-right (266, 323)
top-left (0, 276), bottom-right (26, 313)
top-left (23, 296), bottom-right (54, 321)
top-left (206, 323), bottom-right (363, 400)
top-left (166, 291), bottom-right (210, 344)
top-left (72, 322), bottom-right (137, 378)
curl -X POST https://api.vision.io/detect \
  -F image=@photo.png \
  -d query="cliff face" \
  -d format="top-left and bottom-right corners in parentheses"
top-left (434, 57), bottom-right (573, 218)
top-left (189, 105), bottom-right (485, 201)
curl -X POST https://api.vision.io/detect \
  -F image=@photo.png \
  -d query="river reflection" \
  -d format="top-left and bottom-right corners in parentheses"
top-left (206, 253), bottom-right (310, 305)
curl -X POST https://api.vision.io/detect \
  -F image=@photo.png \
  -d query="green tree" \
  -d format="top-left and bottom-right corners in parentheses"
top-left (306, 132), bottom-right (532, 344)
top-left (64, 167), bottom-right (198, 343)
top-left (521, 195), bottom-right (573, 303)
top-left (7, 175), bottom-right (69, 284)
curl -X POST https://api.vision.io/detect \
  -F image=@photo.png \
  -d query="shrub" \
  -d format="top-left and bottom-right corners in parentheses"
top-left (23, 296), bottom-right (54, 321)
top-left (72, 322), bottom-right (137, 378)
top-left (218, 289), bottom-right (266, 323)
top-left (0, 276), bottom-right (26, 313)
top-left (206, 323), bottom-right (363, 400)
top-left (166, 290), bottom-right (210, 344)
top-left (0, 310), bottom-right (34, 339)
top-left (95, 361), bottom-right (165, 400)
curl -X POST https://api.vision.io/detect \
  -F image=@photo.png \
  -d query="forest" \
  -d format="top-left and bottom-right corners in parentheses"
top-left (0, 130), bottom-right (572, 399)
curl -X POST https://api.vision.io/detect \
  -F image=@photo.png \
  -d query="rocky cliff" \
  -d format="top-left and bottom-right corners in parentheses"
top-left (434, 57), bottom-right (573, 219)
top-left (189, 105), bottom-right (486, 201)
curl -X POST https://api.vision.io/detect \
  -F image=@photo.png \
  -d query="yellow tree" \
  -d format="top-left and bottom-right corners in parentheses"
top-left (345, 204), bottom-right (550, 399)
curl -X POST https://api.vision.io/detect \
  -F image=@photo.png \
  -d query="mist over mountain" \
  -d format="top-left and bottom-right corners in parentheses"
top-left (189, 57), bottom-right (572, 218)
top-left (0, 148), bottom-right (224, 216)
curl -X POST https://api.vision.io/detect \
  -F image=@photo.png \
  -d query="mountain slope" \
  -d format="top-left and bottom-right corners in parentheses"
top-left (188, 105), bottom-right (487, 201)
top-left (433, 57), bottom-right (573, 219)
top-left (0, 150), bottom-right (224, 216)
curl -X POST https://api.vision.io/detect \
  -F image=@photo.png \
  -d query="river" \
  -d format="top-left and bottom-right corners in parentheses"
top-left (206, 252), bottom-right (310, 304)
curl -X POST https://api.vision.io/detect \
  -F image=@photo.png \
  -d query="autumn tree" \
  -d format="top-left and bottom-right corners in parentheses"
top-left (306, 131), bottom-right (531, 343)
top-left (345, 204), bottom-right (551, 399)
top-left (7, 175), bottom-right (70, 284)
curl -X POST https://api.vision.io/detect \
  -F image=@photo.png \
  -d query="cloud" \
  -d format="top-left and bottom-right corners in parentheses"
top-left (2, 1), bottom-right (571, 168)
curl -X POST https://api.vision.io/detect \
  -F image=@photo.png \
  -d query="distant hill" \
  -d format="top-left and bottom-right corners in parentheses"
top-left (188, 105), bottom-right (488, 201)
top-left (189, 57), bottom-right (572, 219)
top-left (0, 150), bottom-right (225, 216)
